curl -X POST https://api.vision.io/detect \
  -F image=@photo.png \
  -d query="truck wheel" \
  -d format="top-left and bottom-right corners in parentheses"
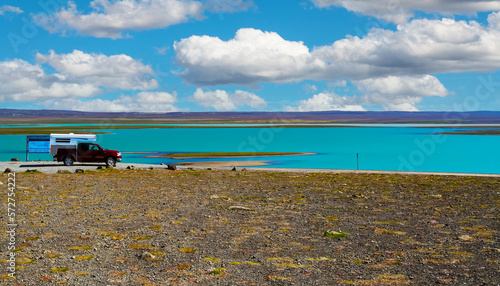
top-left (106, 157), bottom-right (116, 167)
top-left (64, 156), bottom-right (74, 166)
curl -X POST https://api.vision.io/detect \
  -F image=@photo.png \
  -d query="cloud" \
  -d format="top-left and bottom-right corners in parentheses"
top-left (311, 0), bottom-right (500, 24)
top-left (36, 50), bottom-right (158, 90)
top-left (204, 0), bottom-right (254, 13)
top-left (154, 46), bottom-right (169, 55)
top-left (0, 59), bottom-right (100, 102)
top-left (302, 84), bottom-right (318, 93)
top-left (383, 103), bottom-right (419, 112)
top-left (286, 92), bottom-right (366, 112)
top-left (288, 75), bottom-right (448, 112)
top-left (0, 5), bottom-right (23, 15)
top-left (488, 11), bottom-right (500, 30)
top-left (35, 0), bottom-right (204, 39)
top-left (175, 18), bottom-right (500, 85)
top-left (355, 75), bottom-right (449, 105)
top-left (192, 88), bottom-right (266, 111)
top-left (175, 18), bottom-right (500, 110)
top-left (1, 50), bottom-right (159, 103)
top-left (174, 28), bottom-right (325, 86)
top-left (47, 91), bottom-right (179, 112)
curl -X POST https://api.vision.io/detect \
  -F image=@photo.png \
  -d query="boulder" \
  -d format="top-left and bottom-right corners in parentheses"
top-left (4, 168), bottom-right (12, 173)
top-left (167, 164), bottom-right (177, 171)
top-left (126, 165), bottom-right (136, 170)
top-left (75, 169), bottom-right (85, 173)
top-left (11, 158), bottom-right (20, 161)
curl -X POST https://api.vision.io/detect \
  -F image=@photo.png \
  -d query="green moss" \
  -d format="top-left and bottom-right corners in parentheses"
top-left (323, 230), bottom-right (349, 239)
top-left (50, 267), bottom-right (70, 273)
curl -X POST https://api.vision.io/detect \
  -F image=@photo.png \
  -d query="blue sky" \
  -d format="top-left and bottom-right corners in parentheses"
top-left (1, 0), bottom-right (500, 112)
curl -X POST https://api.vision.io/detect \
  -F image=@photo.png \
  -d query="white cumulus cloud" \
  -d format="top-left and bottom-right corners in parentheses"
top-left (35, 0), bottom-right (204, 39)
top-left (488, 11), bottom-right (500, 30)
top-left (355, 75), bottom-right (449, 105)
top-left (47, 91), bottom-right (179, 112)
top-left (174, 28), bottom-right (325, 86)
top-left (314, 18), bottom-right (500, 79)
top-left (36, 50), bottom-right (158, 90)
top-left (311, 0), bottom-right (500, 24)
top-left (192, 88), bottom-right (266, 111)
top-left (0, 59), bottom-right (100, 102)
top-left (175, 18), bottom-right (500, 99)
top-left (286, 92), bottom-right (365, 112)
top-left (1, 50), bottom-right (160, 104)
top-left (176, 19), bottom-right (500, 86)
top-left (287, 75), bottom-right (448, 112)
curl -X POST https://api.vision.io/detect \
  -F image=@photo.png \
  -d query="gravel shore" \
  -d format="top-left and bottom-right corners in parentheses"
top-left (0, 168), bottom-right (498, 285)
top-left (2, 161), bottom-right (500, 177)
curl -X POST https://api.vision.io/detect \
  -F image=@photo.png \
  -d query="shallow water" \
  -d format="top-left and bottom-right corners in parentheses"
top-left (3, 124), bottom-right (499, 174)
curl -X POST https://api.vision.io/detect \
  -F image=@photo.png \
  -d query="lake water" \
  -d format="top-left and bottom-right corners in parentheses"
top-left (2, 124), bottom-right (500, 174)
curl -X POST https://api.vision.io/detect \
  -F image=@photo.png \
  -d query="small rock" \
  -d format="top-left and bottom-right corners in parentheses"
top-left (148, 166), bottom-right (154, 170)
top-left (206, 168), bottom-right (212, 170)
top-left (228, 206), bottom-right (254, 211)
top-left (210, 195), bottom-right (220, 199)
top-left (241, 168), bottom-right (247, 171)
top-left (75, 169), bottom-right (85, 173)
top-left (126, 165), bottom-right (135, 170)
top-left (3, 168), bottom-right (12, 173)
top-left (160, 163), bottom-right (166, 166)
top-left (232, 167), bottom-right (237, 171)
top-left (11, 158), bottom-right (20, 161)
top-left (167, 164), bottom-right (177, 171)
top-left (97, 166), bottom-right (103, 170)
top-left (141, 252), bottom-right (156, 260)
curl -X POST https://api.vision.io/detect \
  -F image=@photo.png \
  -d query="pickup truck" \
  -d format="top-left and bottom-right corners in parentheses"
top-left (54, 142), bottom-right (122, 167)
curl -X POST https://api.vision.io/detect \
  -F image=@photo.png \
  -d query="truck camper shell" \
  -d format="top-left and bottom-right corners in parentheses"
top-left (49, 133), bottom-right (96, 155)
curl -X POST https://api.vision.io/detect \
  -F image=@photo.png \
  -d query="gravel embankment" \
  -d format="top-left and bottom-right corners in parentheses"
top-left (2, 161), bottom-right (500, 177)
top-left (0, 169), bottom-right (498, 285)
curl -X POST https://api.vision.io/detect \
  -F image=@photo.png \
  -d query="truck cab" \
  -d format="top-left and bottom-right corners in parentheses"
top-left (50, 134), bottom-right (122, 167)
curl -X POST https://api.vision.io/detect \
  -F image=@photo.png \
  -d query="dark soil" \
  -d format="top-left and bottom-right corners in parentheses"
top-left (1, 169), bottom-right (499, 285)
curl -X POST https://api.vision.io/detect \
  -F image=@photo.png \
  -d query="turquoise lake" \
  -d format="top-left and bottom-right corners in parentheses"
top-left (2, 124), bottom-right (500, 174)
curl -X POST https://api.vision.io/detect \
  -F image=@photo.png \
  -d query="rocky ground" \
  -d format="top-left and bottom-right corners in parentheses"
top-left (0, 169), bottom-right (498, 285)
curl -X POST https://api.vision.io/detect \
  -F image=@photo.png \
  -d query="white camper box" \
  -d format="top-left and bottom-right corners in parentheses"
top-left (49, 133), bottom-right (96, 155)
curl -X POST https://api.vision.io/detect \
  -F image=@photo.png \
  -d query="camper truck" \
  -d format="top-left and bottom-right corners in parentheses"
top-left (50, 133), bottom-right (122, 166)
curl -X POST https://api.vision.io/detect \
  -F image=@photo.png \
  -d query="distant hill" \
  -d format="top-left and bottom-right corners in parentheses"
top-left (2, 109), bottom-right (500, 124)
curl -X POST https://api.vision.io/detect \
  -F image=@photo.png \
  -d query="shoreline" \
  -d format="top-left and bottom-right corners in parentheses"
top-left (1, 161), bottom-right (499, 177)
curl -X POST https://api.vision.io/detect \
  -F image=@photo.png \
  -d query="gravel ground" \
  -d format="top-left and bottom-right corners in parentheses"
top-left (1, 161), bottom-right (500, 177)
top-left (0, 169), bottom-right (498, 285)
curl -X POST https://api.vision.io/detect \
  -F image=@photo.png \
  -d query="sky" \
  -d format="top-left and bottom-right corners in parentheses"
top-left (1, 0), bottom-right (500, 113)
